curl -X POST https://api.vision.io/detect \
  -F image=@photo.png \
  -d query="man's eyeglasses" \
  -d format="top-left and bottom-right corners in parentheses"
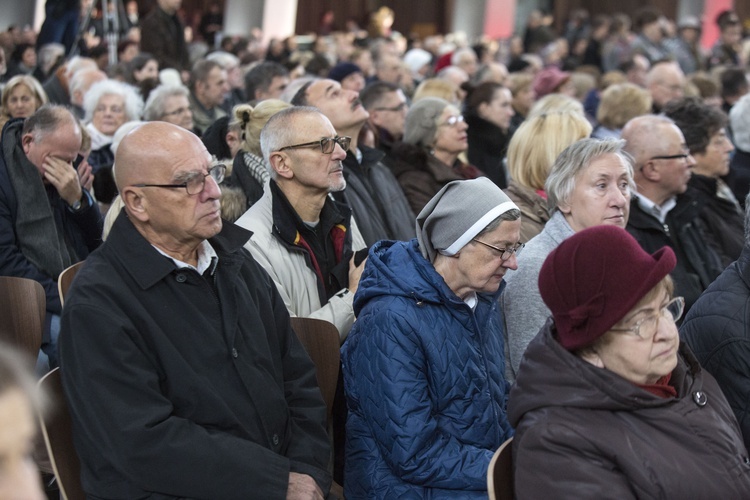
top-left (471, 239), bottom-right (524, 261)
top-left (374, 102), bottom-right (407, 112)
top-left (131, 164), bottom-right (226, 195)
top-left (439, 115), bottom-right (465, 127)
top-left (610, 296), bottom-right (685, 340)
top-left (278, 136), bottom-right (351, 154)
top-left (650, 149), bottom-right (691, 161)
top-left (162, 106), bottom-right (191, 118)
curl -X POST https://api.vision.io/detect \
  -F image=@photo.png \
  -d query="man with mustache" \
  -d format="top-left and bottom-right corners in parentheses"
top-left (292, 78), bottom-right (415, 246)
top-left (59, 121), bottom-right (332, 499)
top-left (236, 107), bottom-right (366, 341)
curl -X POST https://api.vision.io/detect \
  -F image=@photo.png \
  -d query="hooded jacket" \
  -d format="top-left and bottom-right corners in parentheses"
top-left (509, 322), bottom-right (750, 499)
top-left (341, 239), bottom-right (513, 499)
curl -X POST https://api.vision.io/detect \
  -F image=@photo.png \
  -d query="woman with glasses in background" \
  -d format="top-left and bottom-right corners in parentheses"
top-left (503, 138), bottom-right (634, 380)
top-left (509, 225), bottom-right (750, 498)
top-left (390, 97), bottom-right (483, 214)
top-left (342, 178), bottom-right (520, 498)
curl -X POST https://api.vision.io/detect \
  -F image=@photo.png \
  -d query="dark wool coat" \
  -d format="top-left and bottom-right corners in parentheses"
top-left (59, 211), bottom-right (331, 499)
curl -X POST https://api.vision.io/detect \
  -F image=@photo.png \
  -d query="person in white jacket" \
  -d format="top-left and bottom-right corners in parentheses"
top-left (236, 106), bottom-right (366, 342)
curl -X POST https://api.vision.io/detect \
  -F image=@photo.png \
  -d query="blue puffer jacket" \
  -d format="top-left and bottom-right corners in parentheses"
top-left (341, 239), bottom-right (513, 499)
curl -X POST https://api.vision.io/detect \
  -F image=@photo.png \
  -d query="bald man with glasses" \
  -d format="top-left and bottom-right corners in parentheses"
top-left (59, 121), bottom-right (332, 499)
top-left (236, 107), bottom-right (367, 342)
top-left (622, 114), bottom-right (723, 313)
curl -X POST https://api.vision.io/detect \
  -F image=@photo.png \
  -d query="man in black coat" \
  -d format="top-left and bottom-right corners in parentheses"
top-left (622, 114), bottom-right (723, 313)
top-left (59, 122), bottom-right (331, 499)
top-left (0, 106), bottom-right (101, 369)
top-left (140, 0), bottom-right (190, 80)
top-left (681, 194), bottom-right (750, 450)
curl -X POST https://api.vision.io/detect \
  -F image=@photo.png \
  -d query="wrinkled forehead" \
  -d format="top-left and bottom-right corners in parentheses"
top-left (306, 79), bottom-right (340, 102)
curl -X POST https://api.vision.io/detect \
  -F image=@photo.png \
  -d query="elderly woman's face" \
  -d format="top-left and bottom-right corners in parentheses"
top-left (92, 94), bottom-right (127, 136)
top-left (433, 105), bottom-right (468, 155)
top-left (448, 218), bottom-right (522, 298)
top-left (160, 94), bottom-right (194, 131)
top-left (6, 84), bottom-right (39, 118)
top-left (560, 153), bottom-right (631, 232)
top-left (584, 289), bottom-right (680, 385)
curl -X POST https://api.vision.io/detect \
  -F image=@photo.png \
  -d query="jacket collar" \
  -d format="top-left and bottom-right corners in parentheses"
top-left (106, 209), bottom-right (251, 290)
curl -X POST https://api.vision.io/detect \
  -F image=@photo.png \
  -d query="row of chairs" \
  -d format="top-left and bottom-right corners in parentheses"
top-left (0, 267), bottom-right (514, 499)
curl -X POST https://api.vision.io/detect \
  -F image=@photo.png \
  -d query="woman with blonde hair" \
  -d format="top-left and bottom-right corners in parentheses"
top-left (231, 99), bottom-right (291, 208)
top-left (505, 110), bottom-right (592, 241)
top-left (412, 78), bottom-right (461, 106)
top-left (593, 83), bottom-right (652, 139)
top-left (0, 75), bottom-right (48, 129)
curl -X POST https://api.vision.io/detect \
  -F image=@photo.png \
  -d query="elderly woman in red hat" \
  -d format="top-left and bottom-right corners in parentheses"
top-left (508, 225), bottom-right (750, 498)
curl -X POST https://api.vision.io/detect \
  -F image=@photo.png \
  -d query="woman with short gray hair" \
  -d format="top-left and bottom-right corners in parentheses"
top-left (502, 138), bottom-right (634, 380)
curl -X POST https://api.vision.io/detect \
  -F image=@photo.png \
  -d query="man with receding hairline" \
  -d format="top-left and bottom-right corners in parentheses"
top-left (0, 105), bottom-right (101, 369)
top-left (59, 121), bottom-right (331, 499)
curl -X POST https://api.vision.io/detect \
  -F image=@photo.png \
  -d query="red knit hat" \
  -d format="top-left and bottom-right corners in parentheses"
top-left (538, 226), bottom-right (676, 351)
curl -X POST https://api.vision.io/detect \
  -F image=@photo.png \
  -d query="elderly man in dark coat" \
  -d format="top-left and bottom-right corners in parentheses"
top-left (59, 121), bottom-right (331, 499)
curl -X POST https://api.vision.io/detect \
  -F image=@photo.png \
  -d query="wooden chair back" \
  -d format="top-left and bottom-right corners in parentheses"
top-left (58, 261), bottom-right (85, 307)
top-left (488, 437), bottom-right (514, 500)
top-left (0, 276), bottom-right (45, 359)
top-left (289, 317), bottom-right (340, 425)
top-left (38, 368), bottom-right (86, 500)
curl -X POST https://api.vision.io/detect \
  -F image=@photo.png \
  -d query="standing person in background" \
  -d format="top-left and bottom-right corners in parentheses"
top-left (36, 0), bottom-right (80, 54)
top-left (140, 0), bottom-right (190, 82)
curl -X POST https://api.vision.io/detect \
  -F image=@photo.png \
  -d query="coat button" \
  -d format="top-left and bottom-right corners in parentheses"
top-left (693, 391), bottom-right (707, 406)
top-left (272, 433), bottom-right (279, 446)
top-left (175, 274), bottom-right (187, 283)
top-left (231, 348), bottom-right (238, 358)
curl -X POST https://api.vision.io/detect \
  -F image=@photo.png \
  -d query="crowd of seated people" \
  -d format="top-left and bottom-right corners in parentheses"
top-left (3, 1), bottom-right (750, 497)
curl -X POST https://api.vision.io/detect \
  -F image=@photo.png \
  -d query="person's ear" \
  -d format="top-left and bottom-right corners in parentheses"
top-left (640, 160), bottom-right (660, 182)
top-left (269, 151), bottom-right (293, 180)
top-left (21, 133), bottom-right (34, 155)
top-left (121, 187), bottom-right (149, 222)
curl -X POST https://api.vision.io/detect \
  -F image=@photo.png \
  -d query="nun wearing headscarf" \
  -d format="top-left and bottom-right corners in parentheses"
top-left (341, 178), bottom-right (521, 499)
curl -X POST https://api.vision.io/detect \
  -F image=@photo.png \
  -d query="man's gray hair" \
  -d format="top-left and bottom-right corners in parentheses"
top-left (22, 105), bottom-right (80, 144)
top-left (546, 138), bottom-right (635, 212)
top-left (82, 79), bottom-right (144, 123)
top-left (143, 84), bottom-right (190, 121)
top-left (206, 51), bottom-right (240, 69)
top-left (260, 106), bottom-right (322, 180)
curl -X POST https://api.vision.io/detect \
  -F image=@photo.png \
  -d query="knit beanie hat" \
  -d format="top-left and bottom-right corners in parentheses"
top-left (538, 225), bottom-right (676, 351)
top-left (416, 177), bottom-right (519, 262)
top-left (328, 62), bottom-right (362, 83)
top-left (403, 97), bottom-right (450, 148)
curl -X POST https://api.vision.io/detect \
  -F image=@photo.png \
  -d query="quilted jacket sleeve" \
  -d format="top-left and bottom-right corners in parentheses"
top-left (347, 308), bottom-right (494, 490)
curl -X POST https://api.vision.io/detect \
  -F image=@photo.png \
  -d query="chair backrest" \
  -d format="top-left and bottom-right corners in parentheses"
top-left (0, 276), bottom-right (45, 359)
top-left (289, 317), bottom-right (340, 425)
top-left (58, 261), bottom-right (85, 307)
top-left (488, 436), bottom-right (514, 500)
top-left (38, 368), bottom-right (86, 500)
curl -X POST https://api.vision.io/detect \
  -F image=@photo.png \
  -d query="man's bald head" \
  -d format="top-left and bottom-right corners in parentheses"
top-left (115, 122), bottom-right (205, 189)
top-left (646, 61), bottom-right (685, 111)
top-left (622, 114), bottom-right (675, 169)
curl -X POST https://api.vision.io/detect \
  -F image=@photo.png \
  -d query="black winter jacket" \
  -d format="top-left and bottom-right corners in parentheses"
top-left (681, 247), bottom-right (750, 451)
top-left (626, 194), bottom-right (723, 313)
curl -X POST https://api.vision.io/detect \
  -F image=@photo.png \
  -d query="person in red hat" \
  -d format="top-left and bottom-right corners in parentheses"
top-left (508, 225), bottom-right (750, 498)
